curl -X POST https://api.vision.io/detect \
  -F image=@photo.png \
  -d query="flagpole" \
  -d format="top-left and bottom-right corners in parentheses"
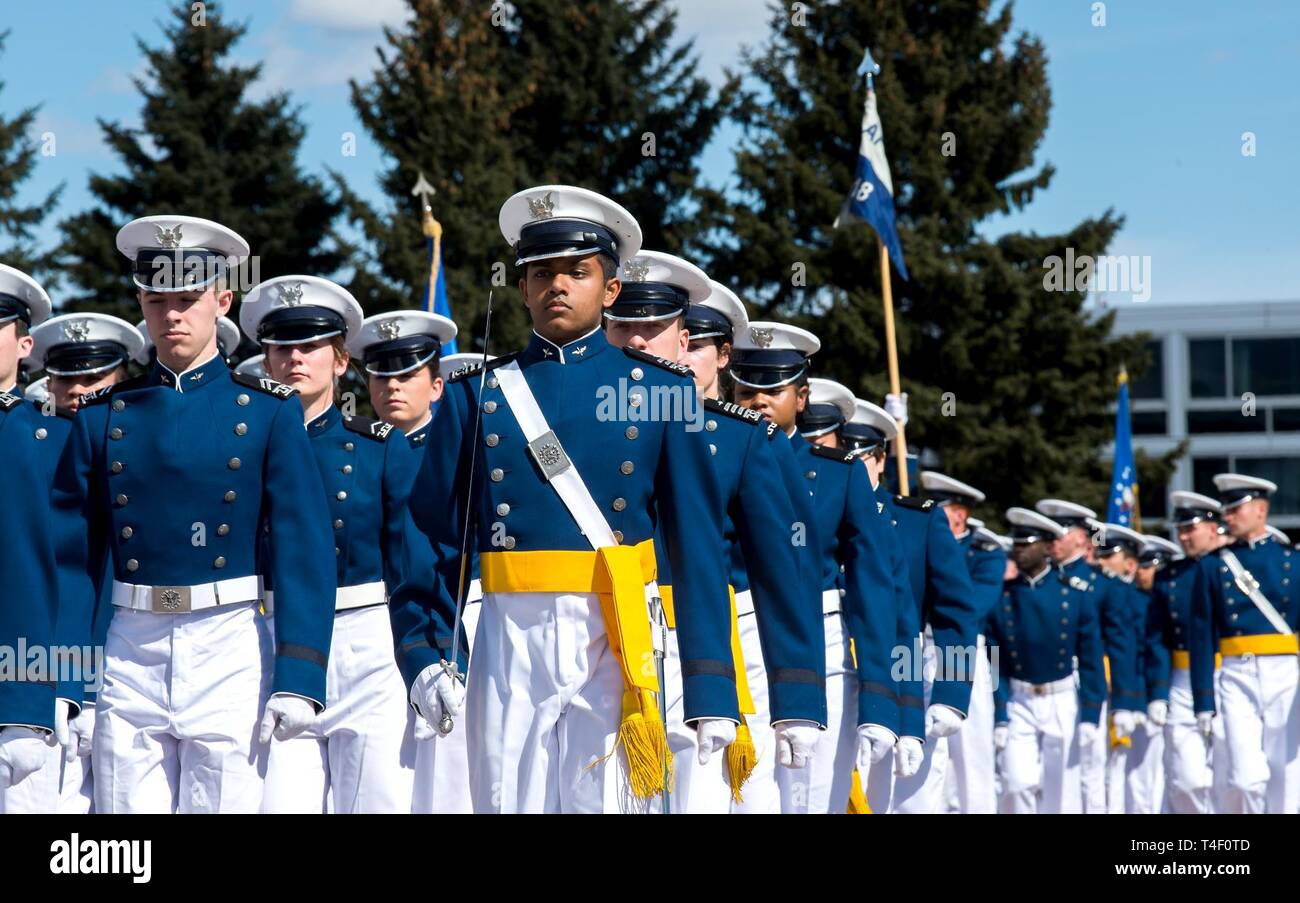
top-left (880, 243), bottom-right (909, 496)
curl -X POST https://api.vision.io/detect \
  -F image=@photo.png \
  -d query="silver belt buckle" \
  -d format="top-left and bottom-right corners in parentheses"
top-left (527, 429), bottom-right (572, 482)
top-left (151, 585), bottom-right (192, 613)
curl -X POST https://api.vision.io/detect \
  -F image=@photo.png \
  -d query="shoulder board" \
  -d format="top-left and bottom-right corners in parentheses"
top-left (809, 444), bottom-right (855, 463)
top-left (343, 416), bottom-right (396, 442)
top-left (448, 352), bottom-right (518, 384)
top-left (893, 495), bottom-right (936, 511)
top-left (231, 369), bottom-right (298, 400)
top-left (623, 346), bottom-right (694, 379)
top-left (0, 392), bottom-right (20, 412)
top-left (704, 397), bottom-right (762, 426)
top-left (80, 374), bottom-right (151, 407)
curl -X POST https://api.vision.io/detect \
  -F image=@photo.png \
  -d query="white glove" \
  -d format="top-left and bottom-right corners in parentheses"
top-left (1147, 701), bottom-right (1168, 727)
top-left (884, 392), bottom-right (908, 427)
top-left (925, 704), bottom-right (964, 739)
top-left (695, 718), bottom-right (737, 766)
top-left (54, 700), bottom-right (94, 763)
top-left (1111, 709), bottom-right (1136, 740)
top-left (258, 694), bottom-right (317, 744)
top-left (894, 736), bottom-right (924, 777)
top-left (1196, 712), bottom-right (1214, 740)
top-left (0, 727), bottom-right (50, 788)
top-left (410, 664), bottom-right (466, 740)
top-left (1077, 721), bottom-right (1100, 749)
top-left (993, 723), bottom-right (1009, 750)
top-left (774, 720), bottom-right (820, 768)
top-left (855, 724), bottom-right (898, 769)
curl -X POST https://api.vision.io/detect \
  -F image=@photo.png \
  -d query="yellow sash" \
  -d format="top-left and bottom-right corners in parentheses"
top-left (480, 539), bottom-right (670, 800)
top-left (660, 584), bottom-right (758, 800)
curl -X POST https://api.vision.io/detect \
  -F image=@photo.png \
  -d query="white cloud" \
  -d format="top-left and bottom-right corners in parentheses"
top-left (288, 0), bottom-right (408, 32)
top-left (668, 0), bottom-right (769, 85)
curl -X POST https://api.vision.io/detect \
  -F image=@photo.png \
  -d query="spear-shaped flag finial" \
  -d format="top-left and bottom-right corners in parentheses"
top-left (411, 171), bottom-right (437, 211)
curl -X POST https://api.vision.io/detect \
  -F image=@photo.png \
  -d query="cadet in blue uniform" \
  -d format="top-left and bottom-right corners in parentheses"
top-left (244, 276), bottom-right (437, 813)
top-left (921, 472), bottom-right (1005, 814)
top-left (350, 310), bottom-right (456, 442)
top-left (0, 264), bottom-right (57, 798)
top-left (990, 508), bottom-right (1106, 814)
top-left (861, 429), bottom-right (981, 814)
top-left (603, 253), bottom-right (825, 813)
top-left (4, 312), bottom-right (142, 814)
top-left (50, 215), bottom-right (336, 813)
top-left (405, 186), bottom-right (738, 813)
top-left (1190, 474), bottom-right (1300, 813)
top-left (1147, 491), bottom-right (1230, 813)
top-left (1128, 533), bottom-right (1180, 814)
top-left (347, 310), bottom-right (468, 815)
top-left (682, 282), bottom-right (826, 814)
top-left (831, 396), bottom-right (926, 814)
top-left (731, 323), bottom-right (903, 813)
top-left (1093, 522), bottom-right (1148, 813)
top-left (1035, 498), bottom-right (1137, 813)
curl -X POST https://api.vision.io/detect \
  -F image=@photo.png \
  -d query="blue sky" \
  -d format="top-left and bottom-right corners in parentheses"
top-left (3, 0), bottom-right (1297, 305)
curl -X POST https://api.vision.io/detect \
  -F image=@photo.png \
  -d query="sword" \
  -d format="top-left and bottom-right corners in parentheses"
top-left (438, 289), bottom-right (495, 736)
top-left (648, 592), bottom-right (671, 814)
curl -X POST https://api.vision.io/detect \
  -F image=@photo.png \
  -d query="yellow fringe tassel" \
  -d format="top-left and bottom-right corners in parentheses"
top-left (846, 768), bottom-right (872, 814)
top-left (725, 717), bottom-right (758, 803)
top-left (615, 688), bottom-right (674, 801)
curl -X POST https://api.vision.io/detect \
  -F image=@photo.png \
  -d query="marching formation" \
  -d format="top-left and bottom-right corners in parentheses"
top-left (0, 185), bottom-right (1295, 815)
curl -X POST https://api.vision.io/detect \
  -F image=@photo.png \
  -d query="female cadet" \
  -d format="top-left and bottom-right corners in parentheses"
top-left (242, 276), bottom-right (442, 813)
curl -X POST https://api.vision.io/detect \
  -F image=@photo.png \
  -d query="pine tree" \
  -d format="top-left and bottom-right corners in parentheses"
top-left (0, 30), bottom-right (62, 279)
top-left (340, 0), bottom-right (723, 350)
top-left (696, 0), bottom-right (1176, 524)
top-left (56, 2), bottom-right (342, 322)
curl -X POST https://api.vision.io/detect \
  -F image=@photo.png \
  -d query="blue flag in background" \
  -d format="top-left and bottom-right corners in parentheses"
top-left (1107, 368), bottom-right (1139, 529)
top-left (836, 87), bottom-right (909, 281)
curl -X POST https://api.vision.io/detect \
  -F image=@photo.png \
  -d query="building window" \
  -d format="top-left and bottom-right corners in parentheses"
top-left (1193, 457), bottom-right (1230, 497)
top-left (1234, 457), bottom-right (1300, 516)
top-left (1189, 339), bottom-right (1227, 398)
top-left (1187, 409), bottom-right (1266, 434)
top-left (1140, 480), bottom-right (1167, 520)
top-left (1232, 337), bottom-right (1300, 398)
top-left (1273, 407), bottom-right (1300, 432)
top-left (1130, 340), bottom-right (1164, 400)
top-left (1131, 410), bottom-right (1168, 435)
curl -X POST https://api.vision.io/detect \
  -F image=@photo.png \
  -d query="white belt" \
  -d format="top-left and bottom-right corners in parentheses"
top-left (112, 576), bottom-right (262, 614)
top-left (264, 580), bottom-right (386, 615)
top-left (823, 587), bottom-right (843, 615)
top-left (1010, 674), bottom-right (1076, 697)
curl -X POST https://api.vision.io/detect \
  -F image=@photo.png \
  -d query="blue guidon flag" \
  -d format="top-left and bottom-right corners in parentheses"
top-left (835, 70), bottom-right (909, 281)
top-left (1107, 367), bottom-right (1140, 529)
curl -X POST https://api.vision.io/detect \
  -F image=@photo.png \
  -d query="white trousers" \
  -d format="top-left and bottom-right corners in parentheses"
top-left (1078, 699), bottom-right (1108, 813)
top-left (1125, 720), bottom-right (1165, 814)
top-left (0, 741), bottom-right (93, 814)
top-left (777, 601), bottom-right (856, 814)
top-left (411, 592), bottom-right (481, 815)
top-left (999, 683), bottom-right (1082, 814)
top-left (261, 605), bottom-right (414, 813)
top-left (92, 603), bottom-right (271, 814)
top-left (664, 624), bottom-right (732, 814)
top-left (1106, 739), bottom-right (1128, 814)
top-left (467, 589), bottom-right (646, 814)
top-left (1164, 669), bottom-right (1213, 813)
top-left (1217, 653), bottom-right (1300, 814)
top-left (867, 631), bottom-right (942, 814)
top-left (731, 595), bottom-right (781, 814)
top-left (945, 634), bottom-right (996, 813)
